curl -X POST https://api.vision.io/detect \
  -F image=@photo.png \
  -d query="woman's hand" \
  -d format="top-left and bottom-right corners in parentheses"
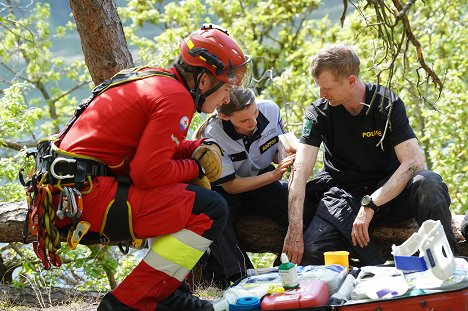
top-left (270, 154), bottom-right (295, 181)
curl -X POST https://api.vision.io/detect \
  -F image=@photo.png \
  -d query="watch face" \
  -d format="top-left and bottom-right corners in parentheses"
top-left (361, 195), bottom-right (372, 206)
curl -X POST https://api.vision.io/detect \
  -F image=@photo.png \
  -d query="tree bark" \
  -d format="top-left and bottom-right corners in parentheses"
top-left (0, 202), bottom-right (33, 243)
top-left (235, 214), bottom-right (468, 257)
top-left (68, 0), bottom-right (134, 84)
top-left (1, 201), bottom-right (465, 255)
top-left (1, 201), bottom-right (467, 303)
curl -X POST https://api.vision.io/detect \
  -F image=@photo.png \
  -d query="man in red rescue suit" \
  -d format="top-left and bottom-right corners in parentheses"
top-left (54, 25), bottom-right (251, 310)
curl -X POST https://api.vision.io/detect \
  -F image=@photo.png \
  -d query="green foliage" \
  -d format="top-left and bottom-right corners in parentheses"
top-left (0, 83), bottom-right (42, 201)
top-left (333, 1), bottom-right (468, 213)
top-left (1, 0), bottom-right (466, 296)
top-left (0, 83), bottom-right (40, 140)
top-left (7, 242), bottom-right (141, 292)
top-left (0, 1), bottom-right (117, 294)
top-left (249, 252), bottom-right (276, 269)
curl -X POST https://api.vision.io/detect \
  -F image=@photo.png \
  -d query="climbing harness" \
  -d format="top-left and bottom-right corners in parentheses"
top-left (20, 66), bottom-right (175, 269)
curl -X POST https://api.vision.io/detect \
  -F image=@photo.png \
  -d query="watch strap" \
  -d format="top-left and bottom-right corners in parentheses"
top-left (367, 200), bottom-right (379, 211)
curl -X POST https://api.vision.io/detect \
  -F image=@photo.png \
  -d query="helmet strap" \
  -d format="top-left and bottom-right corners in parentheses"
top-left (174, 64), bottom-right (224, 113)
top-left (191, 69), bottom-right (206, 113)
top-left (192, 78), bottom-right (224, 113)
top-left (174, 64), bottom-right (205, 112)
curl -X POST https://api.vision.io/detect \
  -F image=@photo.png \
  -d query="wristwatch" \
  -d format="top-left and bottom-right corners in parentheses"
top-left (361, 195), bottom-right (379, 211)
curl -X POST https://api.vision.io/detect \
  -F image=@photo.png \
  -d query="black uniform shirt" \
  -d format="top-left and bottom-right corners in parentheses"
top-left (300, 82), bottom-right (416, 185)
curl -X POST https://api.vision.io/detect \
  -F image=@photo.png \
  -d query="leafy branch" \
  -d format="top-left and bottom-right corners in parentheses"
top-left (346, 0), bottom-right (444, 96)
top-left (340, 0), bottom-right (444, 149)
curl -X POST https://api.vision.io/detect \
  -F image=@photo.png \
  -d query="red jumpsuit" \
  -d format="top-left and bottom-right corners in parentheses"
top-left (57, 67), bottom-right (227, 310)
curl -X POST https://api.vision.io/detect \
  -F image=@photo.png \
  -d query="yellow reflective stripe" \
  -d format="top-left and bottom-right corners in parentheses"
top-left (150, 229), bottom-right (211, 270)
top-left (144, 250), bottom-right (190, 281)
top-left (151, 236), bottom-right (202, 270)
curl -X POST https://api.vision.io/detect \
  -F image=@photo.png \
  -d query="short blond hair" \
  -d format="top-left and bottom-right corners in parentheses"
top-left (310, 43), bottom-right (360, 80)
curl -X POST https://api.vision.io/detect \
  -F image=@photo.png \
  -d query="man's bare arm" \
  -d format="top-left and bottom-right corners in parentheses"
top-left (352, 138), bottom-right (426, 247)
top-left (283, 143), bottom-right (319, 264)
top-left (372, 138), bottom-right (426, 206)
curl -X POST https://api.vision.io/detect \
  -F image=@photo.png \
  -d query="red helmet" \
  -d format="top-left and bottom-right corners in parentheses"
top-left (180, 24), bottom-right (252, 86)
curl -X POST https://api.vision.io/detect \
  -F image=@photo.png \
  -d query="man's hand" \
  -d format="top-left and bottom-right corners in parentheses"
top-left (282, 225), bottom-right (304, 264)
top-left (352, 207), bottom-right (374, 247)
top-left (190, 176), bottom-right (211, 189)
top-left (192, 139), bottom-right (222, 182)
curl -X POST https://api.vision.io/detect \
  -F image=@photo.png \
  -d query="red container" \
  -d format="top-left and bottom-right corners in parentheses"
top-left (261, 279), bottom-right (329, 310)
top-left (337, 286), bottom-right (468, 311)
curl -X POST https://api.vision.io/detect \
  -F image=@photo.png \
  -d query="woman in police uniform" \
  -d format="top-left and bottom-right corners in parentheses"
top-left (195, 87), bottom-right (310, 286)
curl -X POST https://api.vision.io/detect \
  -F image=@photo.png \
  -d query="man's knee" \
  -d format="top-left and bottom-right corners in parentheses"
top-left (411, 170), bottom-right (450, 206)
top-left (412, 170), bottom-right (447, 192)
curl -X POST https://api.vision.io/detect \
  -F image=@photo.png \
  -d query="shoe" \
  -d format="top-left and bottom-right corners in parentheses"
top-left (97, 292), bottom-right (136, 311)
top-left (155, 285), bottom-right (214, 311)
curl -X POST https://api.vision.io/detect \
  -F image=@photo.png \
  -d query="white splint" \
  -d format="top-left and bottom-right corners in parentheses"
top-left (391, 219), bottom-right (456, 280)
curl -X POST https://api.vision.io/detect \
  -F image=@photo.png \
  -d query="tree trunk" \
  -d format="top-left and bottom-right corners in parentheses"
top-left (1, 201), bottom-right (467, 294)
top-left (0, 202), bottom-right (33, 243)
top-left (1, 200), bottom-right (466, 256)
top-left (235, 214), bottom-right (468, 257)
top-left (68, 0), bottom-right (134, 84)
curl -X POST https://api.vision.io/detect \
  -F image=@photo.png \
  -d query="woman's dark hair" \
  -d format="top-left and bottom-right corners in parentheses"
top-left (218, 87), bottom-right (255, 115)
top-left (193, 87), bottom-right (256, 139)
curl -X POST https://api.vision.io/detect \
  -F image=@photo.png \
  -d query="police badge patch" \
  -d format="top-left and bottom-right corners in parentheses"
top-left (302, 118), bottom-right (313, 136)
top-left (302, 110), bottom-right (317, 137)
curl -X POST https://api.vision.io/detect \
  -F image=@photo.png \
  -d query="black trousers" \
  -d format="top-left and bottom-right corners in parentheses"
top-left (302, 170), bottom-right (459, 266)
top-left (205, 180), bottom-right (315, 282)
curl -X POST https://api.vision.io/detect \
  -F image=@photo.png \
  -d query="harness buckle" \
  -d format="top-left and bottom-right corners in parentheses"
top-left (50, 157), bottom-right (76, 180)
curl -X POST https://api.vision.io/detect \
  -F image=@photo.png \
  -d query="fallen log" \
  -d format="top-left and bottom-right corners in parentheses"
top-left (235, 214), bottom-right (468, 258)
top-left (1, 201), bottom-right (467, 296)
top-left (0, 201), bottom-right (33, 243)
top-left (1, 201), bottom-right (466, 256)
top-left (191, 213), bottom-right (467, 287)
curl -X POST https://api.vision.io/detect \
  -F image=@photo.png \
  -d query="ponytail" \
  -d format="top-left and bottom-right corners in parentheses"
top-left (193, 114), bottom-right (218, 139)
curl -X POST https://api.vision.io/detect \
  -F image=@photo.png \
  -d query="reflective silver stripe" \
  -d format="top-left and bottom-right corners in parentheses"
top-left (144, 250), bottom-right (190, 281)
top-left (170, 229), bottom-right (212, 251)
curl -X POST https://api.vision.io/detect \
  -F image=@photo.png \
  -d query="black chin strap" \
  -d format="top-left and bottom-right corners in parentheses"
top-left (175, 65), bottom-right (224, 113)
top-left (191, 70), bottom-right (206, 112)
top-left (199, 80), bottom-right (224, 110)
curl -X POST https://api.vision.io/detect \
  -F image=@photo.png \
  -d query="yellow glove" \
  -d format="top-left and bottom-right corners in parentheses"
top-left (190, 176), bottom-right (211, 190)
top-left (192, 139), bottom-right (222, 182)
